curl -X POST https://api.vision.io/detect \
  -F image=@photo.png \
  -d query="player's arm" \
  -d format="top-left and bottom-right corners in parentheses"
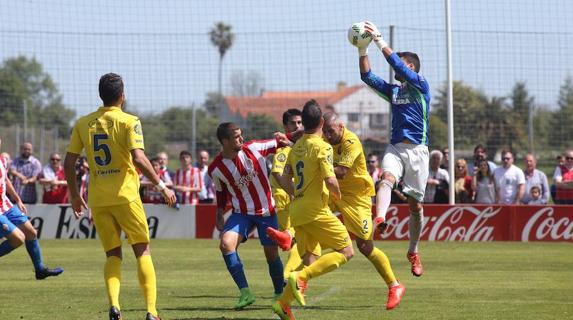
top-left (325, 176), bottom-right (341, 201)
top-left (334, 138), bottom-right (361, 179)
top-left (275, 164), bottom-right (295, 197)
top-left (321, 146), bottom-right (341, 200)
top-left (64, 152), bottom-right (88, 217)
top-left (131, 149), bottom-right (175, 206)
top-left (212, 175), bottom-right (229, 231)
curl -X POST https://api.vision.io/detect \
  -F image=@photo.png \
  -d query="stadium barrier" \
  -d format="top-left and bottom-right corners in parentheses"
top-left (25, 204), bottom-right (573, 242)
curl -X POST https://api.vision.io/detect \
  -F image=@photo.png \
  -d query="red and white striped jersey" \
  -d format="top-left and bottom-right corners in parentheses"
top-left (0, 156), bottom-right (14, 214)
top-left (174, 167), bottom-right (202, 205)
top-left (208, 139), bottom-right (277, 216)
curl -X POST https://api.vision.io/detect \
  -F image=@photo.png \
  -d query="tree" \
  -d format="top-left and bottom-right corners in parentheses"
top-left (0, 56), bottom-right (75, 135)
top-left (549, 75), bottom-right (573, 150)
top-left (509, 82), bottom-right (535, 152)
top-left (243, 113), bottom-right (281, 140)
top-left (209, 22), bottom-right (235, 96)
top-left (230, 70), bottom-right (264, 97)
top-left (203, 91), bottom-right (225, 117)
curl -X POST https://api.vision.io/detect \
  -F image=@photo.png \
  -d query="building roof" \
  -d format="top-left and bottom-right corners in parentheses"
top-left (224, 85), bottom-right (363, 123)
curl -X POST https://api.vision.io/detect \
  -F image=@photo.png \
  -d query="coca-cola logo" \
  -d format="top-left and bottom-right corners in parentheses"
top-left (521, 207), bottom-right (573, 241)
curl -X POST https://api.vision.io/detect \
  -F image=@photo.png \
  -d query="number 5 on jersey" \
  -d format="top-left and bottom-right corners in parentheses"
top-left (295, 160), bottom-right (304, 190)
top-left (93, 134), bottom-right (112, 166)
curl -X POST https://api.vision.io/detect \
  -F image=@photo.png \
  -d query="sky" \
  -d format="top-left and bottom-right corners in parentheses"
top-left (0, 0), bottom-right (572, 117)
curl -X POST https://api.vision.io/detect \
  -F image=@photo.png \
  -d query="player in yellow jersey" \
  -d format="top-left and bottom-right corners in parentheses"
top-left (322, 112), bottom-right (405, 310)
top-left (272, 100), bottom-right (354, 320)
top-left (63, 73), bottom-right (176, 320)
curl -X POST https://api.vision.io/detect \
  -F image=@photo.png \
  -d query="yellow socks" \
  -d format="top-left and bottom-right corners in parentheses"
top-left (137, 255), bottom-right (158, 317)
top-left (104, 256), bottom-right (122, 308)
top-left (298, 251), bottom-right (347, 282)
top-left (367, 247), bottom-right (397, 286)
top-left (283, 243), bottom-right (303, 279)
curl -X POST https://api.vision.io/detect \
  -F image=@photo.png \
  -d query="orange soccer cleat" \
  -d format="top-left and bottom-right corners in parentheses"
top-left (407, 252), bottom-right (423, 277)
top-left (373, 217), bottom-right (388, 234)
top-left (386, 283), bottom-right (406, 310)
top-left (266, 227), bottom-right (293, 251)
top-left (272, 300), bottom-right (295, 320)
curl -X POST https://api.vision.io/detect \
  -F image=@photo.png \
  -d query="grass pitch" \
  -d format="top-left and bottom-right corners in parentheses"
top-left (0, 239), bottom-right (571, 320)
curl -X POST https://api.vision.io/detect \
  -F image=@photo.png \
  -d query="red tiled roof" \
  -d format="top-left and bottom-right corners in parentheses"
top-left (225, 85), bottom-right (364, 123)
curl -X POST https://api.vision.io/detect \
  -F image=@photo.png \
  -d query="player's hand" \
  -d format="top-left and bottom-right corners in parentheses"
top-left (274, 132), bottom-right (292, 147)
top-left (373, 216), bottom-right (388, 234)
top-left (161, 188), bottom-right (176, 206)
top-left (215, 213), bottom-right (225, 231)
top-left (363, 21), bottom-right (388, 51)
top-left (70, 195), bottom-right (88, 218)
top-left (16, 200), bottom-right (28, 215)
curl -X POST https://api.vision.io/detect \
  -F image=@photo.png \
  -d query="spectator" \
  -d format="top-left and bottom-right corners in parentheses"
top-left (467, 144), bottom-right (497, 176)
top-left (526, 186), bottom-right (545, 205)
top-left (140, 157), bottom-right (173, 204)
top-left (156, 151), bottom-right (174, 181)
top-left (440, 147), bottom-right (449, 170)
top-left (493, 150), bottom-right (525, 204)
top-left (454, 159), bottom-right (473, 203)
top-left (8, 142), bottom-right (42, 204)
top-left (38, 152), bottom-right (68, 204)
top-left (424, 150), bottom-right (449, 203)
top-left (522, 154), bottom-right (549, 204)
top-left (0, 152), bottom-right (10, 166)
top-left (551, 155), bottom-right (565, 203)
top-left (366, 153), bottom-right (382, 186)
top-left (554, 150), bottom-right (573, 204)
top-left (472, 159), bottom-right (496, 204)
top-left (76, 156), bottom-right (89, 203)
top-left (174, 150), bottom-right (202, 205)
top-left (197, 150), bottom-right (215, 203)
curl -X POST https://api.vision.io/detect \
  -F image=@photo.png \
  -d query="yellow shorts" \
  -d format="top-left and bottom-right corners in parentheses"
top-left (294, 213), bottom-right (351, 257)
top-left (330, 194), bottom-right (373, 240)
top-left (91, 199), bottom-right (150, 252)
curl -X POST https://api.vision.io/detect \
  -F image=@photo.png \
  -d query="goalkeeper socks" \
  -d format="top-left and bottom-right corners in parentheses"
top-left (376, 180), bottom-right (393, 220)
top-left (408, 209), bottom-right (424, 253)
top-left (0, 240), bottom-right (16, 257)
top-left (25, 239), bottom-right (45, 271)
top-left (283, 243), bottom-right (302, 279)
top-left (367, 247), bottom-right (397, 286)
top-left (137, 255), bottom-right (158, 317)
top-left (267, 257), bottom-right (284, 295)
top-left (223, 251), bottom-right (249, 289)
top-left (104, 256), bottom-right (122, 308)
top-left (298, 251), bottom-right (347, 282)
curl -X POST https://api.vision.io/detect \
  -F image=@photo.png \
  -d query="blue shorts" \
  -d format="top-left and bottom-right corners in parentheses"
top-left (0, 206), bottom-right (28, 238)
top-left (223, 213), bottom-right (278, 246)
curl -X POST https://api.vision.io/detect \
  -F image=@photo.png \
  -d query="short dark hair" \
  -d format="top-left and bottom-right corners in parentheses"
top-left (301, 99), bottom-right (322, 131)
top-left (179, 150), bottom-right (192, 158)
top-left (216, 122), bottom-right (240, 144)
top-left (150, 157), bottom-right (160, 164)
top-left (99, 73), bottom-right (124, 106)
top-left (397, 52), bottom-right (420, 73)
top-left (474, 144), bottom-right (486, 153)
top-left (282, 108), bottom-right (302, 125)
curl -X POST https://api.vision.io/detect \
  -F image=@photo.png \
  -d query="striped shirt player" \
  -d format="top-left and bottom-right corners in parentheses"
top-left (209, 122), bottom-right (287, 309)
top-left (359, 20), bottom-right (429, 277)
top-left (173, 167), bottom-right (202, 205)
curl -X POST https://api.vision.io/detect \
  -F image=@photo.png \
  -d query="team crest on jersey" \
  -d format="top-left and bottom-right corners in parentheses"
top-left (134, 123), bottom-right (142, 135)
top-left (277, 153), bottom-right (287, 162)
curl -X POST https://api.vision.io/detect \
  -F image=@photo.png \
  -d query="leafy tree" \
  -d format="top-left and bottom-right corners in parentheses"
top-left (204, 92), bottom-right (225, 117)
top-left (428, 115), bottom-right (448, 150)
top-left (243, 113), bottom-right (281, 140)
top-left (549, 75), bottom-right (573, 150)
top-left (509, 82), bottom-right (535, 152)
top-left (160, 106), bottom-right (220, 155)
top-left (209, 22), bottom-right (235, 96)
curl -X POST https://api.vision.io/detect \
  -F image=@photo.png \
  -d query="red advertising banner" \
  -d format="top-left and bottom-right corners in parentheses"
top-left (195, 204), bottom-right (573, 242)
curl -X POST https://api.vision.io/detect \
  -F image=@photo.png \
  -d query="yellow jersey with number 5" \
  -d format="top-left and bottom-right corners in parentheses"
top-left (67, 106), bottom-right (144, 207)
top-left (287, 133), bottom-right (335, 226)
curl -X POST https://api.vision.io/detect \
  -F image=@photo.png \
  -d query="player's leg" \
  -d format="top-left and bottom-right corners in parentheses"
top-left (256, 214), bottom-right (284, 299)
top-left (401, 145), bottom-right (429, 277)
top-left (7, 206), bottom-right (64, 279)
top-left (0, 214), bottom-right (24, 256)
top-left (219, 213), bottom-right (255, 309)
top-left (375, 145), bottom-right (404, 232)
top-left (92, 206), bottom-right (124, 319)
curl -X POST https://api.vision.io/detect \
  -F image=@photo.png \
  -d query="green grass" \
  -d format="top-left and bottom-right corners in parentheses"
top-left (1, 240), bottom-right (572, 320)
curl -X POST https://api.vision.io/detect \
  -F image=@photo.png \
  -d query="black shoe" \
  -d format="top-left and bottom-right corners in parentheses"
top-left (145, 312), bottom-right (161, 320)
top-left (109, 306), bottom-right (121, 320)
top-left (35, 267), bottom-right (64, 280)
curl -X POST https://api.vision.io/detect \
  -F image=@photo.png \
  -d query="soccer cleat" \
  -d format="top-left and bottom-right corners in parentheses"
top-left (386, 283), bottom-right (406, 310)
top-left (272, 300), bottom-right (295, 320)
top-left (234, 288), bottom-right (256, 310)
top-left (145, 313), bottom-right (161, 320)
top-left (108, 306), bottom-right (121, 320)
top-left (287, 272), bottom-right (306, 307)
top-left (407, 252), bottom-right (423, 277)
top-left (35, 266), bottom-right (64, 280)
top-left (266, 227), bottom-right (292, 251)
top-left (373, 217), bottom-right (388, 234)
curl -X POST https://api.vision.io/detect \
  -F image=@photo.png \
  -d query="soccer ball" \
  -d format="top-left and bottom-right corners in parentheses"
top-left (347, 22), bottom-right (372, 48)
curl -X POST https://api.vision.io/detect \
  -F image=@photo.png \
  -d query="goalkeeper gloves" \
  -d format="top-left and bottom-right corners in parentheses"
top-left (364, 21), bottom-right (389, 52)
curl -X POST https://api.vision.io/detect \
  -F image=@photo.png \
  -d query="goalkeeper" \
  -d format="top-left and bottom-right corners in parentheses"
top-left (358, 21), bottom-right (431, 277)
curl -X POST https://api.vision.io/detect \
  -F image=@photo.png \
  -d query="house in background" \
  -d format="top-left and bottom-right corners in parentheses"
top-left (221, 82), bottom-right (391, 144)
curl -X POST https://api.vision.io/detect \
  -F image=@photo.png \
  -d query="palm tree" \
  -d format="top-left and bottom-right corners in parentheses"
top-left (209, 22), bottom-right (235, 95)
